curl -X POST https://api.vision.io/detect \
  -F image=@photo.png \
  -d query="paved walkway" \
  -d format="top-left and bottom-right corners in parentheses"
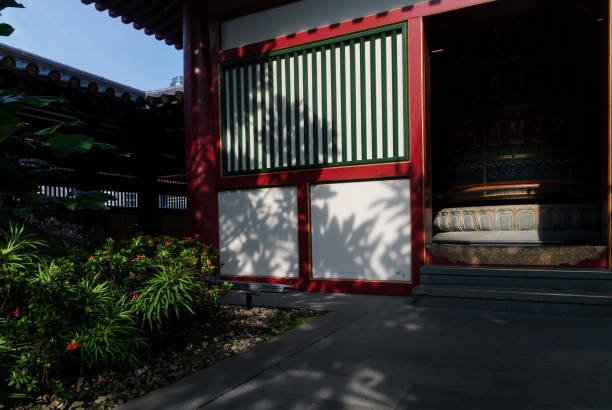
top-left (119, 292), bottom-right (612, 409)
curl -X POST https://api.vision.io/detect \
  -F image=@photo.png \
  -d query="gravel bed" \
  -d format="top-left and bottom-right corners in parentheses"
top-left (15, 305), bottom-right (326, 410)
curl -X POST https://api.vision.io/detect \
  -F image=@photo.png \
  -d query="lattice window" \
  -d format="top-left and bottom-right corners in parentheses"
top-left (158, 194), bottom-right (187, 210)
top-left (220, 23), bottom-right (408, 175)
top-left (102, 191), bottom-right (139, 208)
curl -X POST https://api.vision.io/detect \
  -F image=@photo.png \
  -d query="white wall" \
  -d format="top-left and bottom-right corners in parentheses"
top-left (311, 179), bottom-right (411, 281)
top-left (221, 0), bottom-right (427, 50)
top-left (218, 186), bottom-right (299, 277)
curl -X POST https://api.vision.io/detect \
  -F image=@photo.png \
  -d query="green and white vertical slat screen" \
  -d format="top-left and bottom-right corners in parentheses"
top-left (221, 23), bottom-right (408, 175)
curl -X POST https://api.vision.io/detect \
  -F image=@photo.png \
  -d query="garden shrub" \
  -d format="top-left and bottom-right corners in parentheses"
top-left (0, 226), bottom-right (230, 406)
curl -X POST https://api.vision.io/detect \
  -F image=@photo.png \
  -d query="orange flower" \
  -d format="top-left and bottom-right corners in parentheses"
top-left (66, 339), bottom-right (80, 351)
top-left (89, 255), bottom-right (95, 260)
top-left (105, 254), bottom-right (111, 259)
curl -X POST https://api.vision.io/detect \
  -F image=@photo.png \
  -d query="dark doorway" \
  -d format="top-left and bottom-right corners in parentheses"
top-left (424, 0), bottom-right (608, 246)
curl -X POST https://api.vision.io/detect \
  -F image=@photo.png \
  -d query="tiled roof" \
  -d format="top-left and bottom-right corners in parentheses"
top-left (0, 43), bottom-right (144, 100)
top-left (0, 43), bottom-right (183, 108)
top-left (146, 85), bottom-right (183, 98)
top-left (80, 0), bottom-right (297, 50)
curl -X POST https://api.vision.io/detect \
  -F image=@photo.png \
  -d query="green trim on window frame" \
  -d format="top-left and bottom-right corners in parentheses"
top-left (220, 22), bottom-right (409, 177)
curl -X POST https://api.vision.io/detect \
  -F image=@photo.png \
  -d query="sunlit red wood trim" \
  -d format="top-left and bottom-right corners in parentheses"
top-left (216, 162), bottom-right (410, 190)
top-left (217, 0), bottom-right (496, 61)
top-left (608, 0), bottom-right (612, 268)
top-left (218, 275), bottom-right (415, 296)
top-left (408, 17), bottom-right (425, 286)
top-left (423, 24), bottom-right (433, 267)
top-left (297, 182), bottom-right (311, 281)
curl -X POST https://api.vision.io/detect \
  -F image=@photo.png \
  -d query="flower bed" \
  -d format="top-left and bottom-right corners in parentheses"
top-left (0, 224), bottom-right (325, 410)
top-left (15, 305), bottom-right (325, 410)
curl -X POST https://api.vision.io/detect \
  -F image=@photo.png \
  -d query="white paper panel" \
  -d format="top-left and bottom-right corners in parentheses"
top-left (311, 179), bottom-right (411, 281)
top-left (219, 187), bottom-right (299, 277)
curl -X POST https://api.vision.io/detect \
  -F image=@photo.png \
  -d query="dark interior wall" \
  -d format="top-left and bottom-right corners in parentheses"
top-left (425, 0), bottom-right (608, 210)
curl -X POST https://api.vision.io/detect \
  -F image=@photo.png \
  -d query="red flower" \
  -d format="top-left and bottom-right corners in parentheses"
top-left (66, 339), bottom-right (80, 351)
top-left (131, 294), bottom-right (139, 301)
top-left (6, 308), bottom-right (21, 317)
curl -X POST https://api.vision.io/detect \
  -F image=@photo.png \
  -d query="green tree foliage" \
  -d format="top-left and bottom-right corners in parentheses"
top-left (0, 1), bottom-right (115, 220)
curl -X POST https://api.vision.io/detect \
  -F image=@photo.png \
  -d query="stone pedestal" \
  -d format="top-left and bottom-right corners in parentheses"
top-left (433, 203), bottom-right (601, 245)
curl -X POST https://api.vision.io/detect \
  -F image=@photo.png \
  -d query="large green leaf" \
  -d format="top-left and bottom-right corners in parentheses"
top-left (0, 0), bottom-right (24, 12)
top-left (46, 133), bottom-right (93, 157)
top-left (0, 106), bottom-right (23, 142)
top-left (0, 122), bottom-right (24, 142)
top-left (92, 141), bottom-right (117, 151)
top-left (0, 23), bottom-right (14, 36)
top-left (34, 120), bottom-right (86, 136)
top-left (32, 191), bottom-right (114, 211)
top-left (0, 91), bottom-right (64, 107)
top-left (69, 190), bottom-right (115, 211)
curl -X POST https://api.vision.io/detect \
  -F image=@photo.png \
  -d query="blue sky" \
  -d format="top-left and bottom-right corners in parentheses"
top-left (0, 0), bottom-right (183, 91)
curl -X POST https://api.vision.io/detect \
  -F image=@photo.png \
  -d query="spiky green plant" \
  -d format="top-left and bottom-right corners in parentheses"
top-left (134, 264), bottom-right (201, 330)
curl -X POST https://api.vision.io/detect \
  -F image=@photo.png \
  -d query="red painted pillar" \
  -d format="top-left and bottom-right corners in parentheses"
top-left (408, 17), bottom-right (425, 285)
top-left (183, 1), bottom-right (220, 248)
top-left (297, 182), bottom-right (311, 288)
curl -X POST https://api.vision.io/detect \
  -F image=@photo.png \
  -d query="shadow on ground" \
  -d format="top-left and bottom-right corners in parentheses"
top-left (119, 292), bottom-right (612, 410)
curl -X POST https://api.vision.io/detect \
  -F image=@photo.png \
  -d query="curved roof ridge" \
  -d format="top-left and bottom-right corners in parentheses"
top-left (0, 42), bottom-right (146, 98)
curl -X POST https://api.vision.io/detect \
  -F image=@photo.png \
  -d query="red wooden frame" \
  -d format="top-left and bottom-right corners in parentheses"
top-left (184, 1), bottom-right (221, 250)
top-left (217, 275), bottom-right (414, 296)
top-left (609, 0), bottom-right (612, 269)
top-left (205, 0), bottom-right (612, 296)
top-left (217, 0), bottom-right (496, 63)
top-left (211, 0), bottom-right (502, 296)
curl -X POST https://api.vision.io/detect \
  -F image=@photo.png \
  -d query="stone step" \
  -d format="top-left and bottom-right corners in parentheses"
top-left (419, 264), bottom-right (612, 292)
top-left (412, 285), bottom-right (612, 316)
top-left (414, 265), bottom-right (612, 316)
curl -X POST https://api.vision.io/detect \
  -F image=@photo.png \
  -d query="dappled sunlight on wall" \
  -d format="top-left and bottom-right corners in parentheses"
top-left (218, 186), bottom-right (299, 277)
top-left (311, 179), bottom-right (411, 281)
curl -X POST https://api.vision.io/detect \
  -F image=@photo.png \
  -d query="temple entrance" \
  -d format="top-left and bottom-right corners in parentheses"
top-left (424, 0), bottom-right (608, 266)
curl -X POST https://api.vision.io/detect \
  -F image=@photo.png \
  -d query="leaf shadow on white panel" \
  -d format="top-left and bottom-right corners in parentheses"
top-left (219, 186), bottom-right (299, 277)
top-left (370, 180), bottom-right (412, 280)
top-left (310, 180), bottom-right (411, 282)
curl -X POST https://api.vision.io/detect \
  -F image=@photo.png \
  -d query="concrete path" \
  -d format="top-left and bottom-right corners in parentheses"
top-left (119, 292), bottom-right (612, 409)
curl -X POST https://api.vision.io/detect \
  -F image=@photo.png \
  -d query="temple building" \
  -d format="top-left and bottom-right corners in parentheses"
top-left (80, 0), bottom-right (612, 312)
top-left (0, 42), bottom-right (188, 238)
